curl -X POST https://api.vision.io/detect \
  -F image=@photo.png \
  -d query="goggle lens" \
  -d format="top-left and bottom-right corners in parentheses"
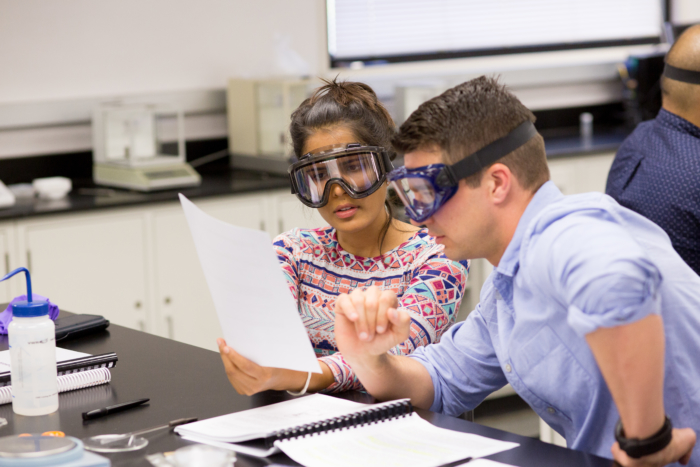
top-left (294, 152), bottom-right (382, 206)
top-left (390, 177), bottom-right (438, 221)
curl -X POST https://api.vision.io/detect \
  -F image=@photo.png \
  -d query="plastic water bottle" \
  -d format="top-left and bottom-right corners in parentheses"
top-left (1, 267), bottom-right (58, 416)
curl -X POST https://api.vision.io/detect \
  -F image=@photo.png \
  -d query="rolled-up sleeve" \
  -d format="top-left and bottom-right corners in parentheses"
top-left (409, 301), bottom-right (508, 417)
top-left (531, 212), bottom-right (663, 337)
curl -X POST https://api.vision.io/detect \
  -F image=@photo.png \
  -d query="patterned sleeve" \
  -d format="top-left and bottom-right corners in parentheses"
top-left (320, 248), bottom-right (470, 393)
top-left (272, 230), bottom-right (301, 301)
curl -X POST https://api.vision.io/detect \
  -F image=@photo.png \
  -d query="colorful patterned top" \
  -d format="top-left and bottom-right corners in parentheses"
top-left (273, 226), bottom-right (470, 393)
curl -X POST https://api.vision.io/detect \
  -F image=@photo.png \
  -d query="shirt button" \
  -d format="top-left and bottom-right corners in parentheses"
top-left (504, 363), bottom-right (512, 373)
top-left (547, 407), bottom-right (555, 414)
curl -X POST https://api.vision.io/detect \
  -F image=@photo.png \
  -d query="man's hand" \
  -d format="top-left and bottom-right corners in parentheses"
top-left (612, 428), bottom-right (696, 467)
top-left (331, 286), bottom-right (435, 407)
top-left (334, 286), bottom-right (412, 359)
top-left (217, 339), bottom-right (319, 395)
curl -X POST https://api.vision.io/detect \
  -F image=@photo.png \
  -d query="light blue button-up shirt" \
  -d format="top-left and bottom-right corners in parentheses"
top-left (410, 181), bottom-right (700, 463)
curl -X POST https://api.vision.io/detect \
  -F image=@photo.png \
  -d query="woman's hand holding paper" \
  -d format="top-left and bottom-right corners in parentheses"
top-left (217, 339), bottom-right (333, 395)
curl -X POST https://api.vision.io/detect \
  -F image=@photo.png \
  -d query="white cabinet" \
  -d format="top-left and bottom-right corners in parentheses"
top-left (0, 223), bottom-right (13, 303)
top-left (16, 211), bottom-right (149, 331)
top-left (271, 192), bottom-right (328, 237)
top-left (547, 152), bottom-right (615, 195)
top-left (0, 189), bottom-right (333, 351)
top-left (152, 194), bottom-right (268, 351)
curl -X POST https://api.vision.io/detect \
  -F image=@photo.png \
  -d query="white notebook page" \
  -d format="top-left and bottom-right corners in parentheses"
top-left (175, 394), bottom-right (370, 442)
top-left (276, 412), bottom-right (518, 467)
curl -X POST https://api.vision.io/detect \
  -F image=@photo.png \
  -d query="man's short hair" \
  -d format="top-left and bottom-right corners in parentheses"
top-left (392, 76), bottom-right (550, 191)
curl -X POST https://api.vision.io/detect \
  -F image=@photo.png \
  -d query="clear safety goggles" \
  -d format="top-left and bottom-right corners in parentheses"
top-left (288, 143), bottom-right (393, 208)
top-left (388, 121), bottom-right (538, 223)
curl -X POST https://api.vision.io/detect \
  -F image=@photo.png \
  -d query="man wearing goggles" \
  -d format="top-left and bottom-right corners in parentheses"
top-left (387, 120), bottom-right (538, 223)
top-left (289, 143), bottom-right (393, 209)
top-left (333, 77), bottom-right (700, 467)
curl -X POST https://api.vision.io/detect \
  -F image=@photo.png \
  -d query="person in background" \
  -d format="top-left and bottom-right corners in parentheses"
top-left (217, 79), bottom-right (469, 395)
top-left (606, 25), bottom-right (700, 275)
top-left (334, 76), bottom-right (698, 467)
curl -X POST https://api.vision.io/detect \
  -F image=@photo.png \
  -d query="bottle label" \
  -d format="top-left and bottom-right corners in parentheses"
top-left (9, 330), bottom-right (58, 408)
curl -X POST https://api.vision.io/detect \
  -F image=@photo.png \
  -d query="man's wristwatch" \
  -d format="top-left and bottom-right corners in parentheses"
top-left (614, 416), bottom-right (673, 458)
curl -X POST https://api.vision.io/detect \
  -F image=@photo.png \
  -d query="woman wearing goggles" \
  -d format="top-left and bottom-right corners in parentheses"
top-left (289, 143), bottom-right (393, 209)
top-left (217, 79), bottom-right (469, 397)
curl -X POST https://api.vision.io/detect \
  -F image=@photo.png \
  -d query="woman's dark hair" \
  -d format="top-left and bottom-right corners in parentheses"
top-left (290, 78), bottom-right (400, 254)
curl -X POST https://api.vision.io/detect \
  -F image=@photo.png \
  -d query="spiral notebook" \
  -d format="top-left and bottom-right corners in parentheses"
top-left (175, 394), bottom-right (518, 466)
top-left (0, 348), bottom-right (114, 404)
top-left (0, 368), bottom-right (111, 405)
top-left (0, 351), bottom-right (117, 387)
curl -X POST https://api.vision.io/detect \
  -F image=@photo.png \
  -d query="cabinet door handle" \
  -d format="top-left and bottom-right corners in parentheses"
top-left (259, 221), bottom-right (266, 231)
top-left (164, 297), bottom-right (171, 304)
top-left (135, 301), bottom-right (142, 309)
top-left (166, 316), bottom-right (174, 339)
top-left (4, 253), bottom-right (8, 275)
top-left (278, 219), bottom-right (283, 235)
top-left (138, 320), bottom-right (146, 331)
top-left (26, 250), bottom-right (32, 271)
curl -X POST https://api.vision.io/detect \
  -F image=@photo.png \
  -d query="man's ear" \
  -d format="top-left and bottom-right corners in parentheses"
top-left (486, 163), bottom-right (512, 205)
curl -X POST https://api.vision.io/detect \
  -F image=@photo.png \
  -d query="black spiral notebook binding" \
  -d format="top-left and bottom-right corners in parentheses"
top-left (265, 399), bottom-right (413, 448)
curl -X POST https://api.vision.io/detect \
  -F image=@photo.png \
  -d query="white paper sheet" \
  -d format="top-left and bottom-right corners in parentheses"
top-left (175, 394), bottom-right (368, 443)
top-left (0, 347), bottom-right (89, 371)
top-left (276, 412), bottom-right (519, 467)
top-left (179, 194), bottom-right (320, 373)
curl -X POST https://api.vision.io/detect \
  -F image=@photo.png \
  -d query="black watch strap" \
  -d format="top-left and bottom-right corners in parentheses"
top-left (615, 416), bottom-right (673, 459)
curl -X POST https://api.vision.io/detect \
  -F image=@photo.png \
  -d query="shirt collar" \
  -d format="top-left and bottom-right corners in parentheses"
top-left (657, 108), bottom-right (700, 139)
top-left (495, 181), bottom-right (564, 277)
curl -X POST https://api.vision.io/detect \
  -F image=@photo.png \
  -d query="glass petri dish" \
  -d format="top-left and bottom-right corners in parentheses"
top-left (0, 435), bottom-right (76, 458)
top-left (83, 434), bottom-right (148, 453)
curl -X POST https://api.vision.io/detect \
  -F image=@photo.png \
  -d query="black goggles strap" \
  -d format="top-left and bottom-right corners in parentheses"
top-left (437, 121), bottom-right (538, 187)
top-left (663, 63), bottom-right (700, 85)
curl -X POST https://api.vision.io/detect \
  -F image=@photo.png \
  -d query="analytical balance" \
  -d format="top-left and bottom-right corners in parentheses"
top-left (92, 103), bottom-right (201, 191)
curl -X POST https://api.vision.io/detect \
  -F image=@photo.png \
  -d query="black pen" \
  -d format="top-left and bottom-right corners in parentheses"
top-left (436, 456), bottom-right (473, 467)
top-left (82, 398), bottom-right (150, 420)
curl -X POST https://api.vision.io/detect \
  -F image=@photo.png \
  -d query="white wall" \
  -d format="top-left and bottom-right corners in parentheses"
top-left (0, 0), bottom-right (318, 104)
top-left (0, 0), bottom-right (319, 159)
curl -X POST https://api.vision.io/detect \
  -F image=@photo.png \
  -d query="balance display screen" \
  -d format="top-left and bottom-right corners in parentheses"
top-left (327, 0), bottom-right (663, 67)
